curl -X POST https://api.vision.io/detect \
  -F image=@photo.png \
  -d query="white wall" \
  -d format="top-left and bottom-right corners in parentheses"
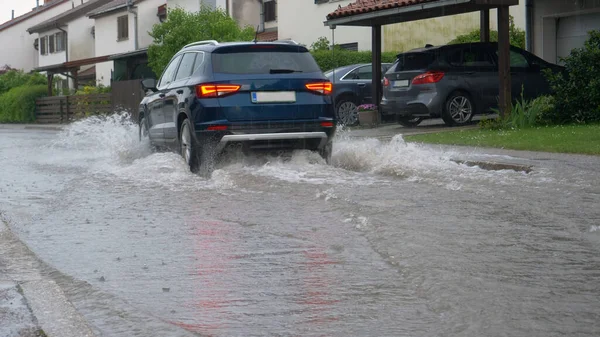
top-left (278, 0), bottom-right (373, 50)
top-left (278, 0), bottom-right (525, 52)
top-left (68, 14), bottom-right (96, 62)
top-left (229, 0), bottom-right (261, 30)
top-left (168, 0), bottom-right (221, 12)
top-left (94, 0), bottom-right (163, 86)
top-left (0, 1), bottom-right (72, 72)
top-left (532, 0), bottom-right (600, 62)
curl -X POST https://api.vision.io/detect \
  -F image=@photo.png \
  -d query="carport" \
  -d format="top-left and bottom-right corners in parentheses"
top-left (324, 0), bottom-right (519, 121)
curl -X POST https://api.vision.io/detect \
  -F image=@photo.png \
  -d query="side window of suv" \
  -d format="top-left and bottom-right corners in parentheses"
top-left (447, 46), bottom-right (495, 67)
top-left (174, 53), bottom-right (197, 81)
top-left (495, 49), bottom-right (530, 68)
top-left (157, 54), bottom-right (182, 89)
top-left (345, 66), bottom-right (372, 80)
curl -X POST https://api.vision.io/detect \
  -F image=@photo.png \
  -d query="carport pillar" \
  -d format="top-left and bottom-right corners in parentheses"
top-left (371, 24), bottom-right (382, 124)
top-left (480, 10), bottom-right (490, 42)
top-left (497, 5), bottom-right (512, 118)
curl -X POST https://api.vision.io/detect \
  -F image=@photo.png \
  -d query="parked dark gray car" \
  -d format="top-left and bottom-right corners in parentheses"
top-left (324, 63), bottom-right (392, 125)
top-left (381, 42), bottom-right (564, 127)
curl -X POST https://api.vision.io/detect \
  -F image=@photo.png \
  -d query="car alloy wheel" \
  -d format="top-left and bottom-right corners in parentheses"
top-left (448, 95), bottom-right (473, 124)
top-left (337, 101), bottom-right (359, 126)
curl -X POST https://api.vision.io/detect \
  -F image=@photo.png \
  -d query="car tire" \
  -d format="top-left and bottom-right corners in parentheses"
top-left (318, 140), bottom-right (333, 165)
top-left (442, 91), bottom-right (475, 126)
top-left (335, 97), bottom-right (359, 126)
top-left (397, 116), bottom-right (423, 127)
top-left (179, 119), bottom-right (200, 173)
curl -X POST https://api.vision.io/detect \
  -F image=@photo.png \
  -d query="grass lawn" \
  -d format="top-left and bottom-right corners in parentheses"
top-left (404, 124), bottom-right (600, 155)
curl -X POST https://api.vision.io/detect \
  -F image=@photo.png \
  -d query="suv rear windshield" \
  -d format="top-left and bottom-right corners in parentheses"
top-left (212, 46), bottom-right (321, 74)
top-left (390, 52), bottom-right (436, 72)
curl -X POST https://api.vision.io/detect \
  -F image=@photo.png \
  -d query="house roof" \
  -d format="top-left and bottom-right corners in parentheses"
top-left (27, 0), bottom-right (113, 34)
top-left (108, 48), bottom-right (148, 60)
top-left (326, 0), bottom-right (439, 20)
top-left (0, 0), bottom-right (69, 32)
top-left (87, 0), bottom-right (147, 18)
top-left (35, 54), bottom-right (112, 73)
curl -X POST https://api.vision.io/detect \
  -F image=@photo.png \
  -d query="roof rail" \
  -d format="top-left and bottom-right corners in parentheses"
top-left (183, 40), bottom-right (219, 49)
top-left (273, 39), bottom-right (300, 45)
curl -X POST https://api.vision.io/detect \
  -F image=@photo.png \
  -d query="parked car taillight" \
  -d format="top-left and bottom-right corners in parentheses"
top-left (383, 77), bottom-right (390, 87)
top-left (196, 84), bottom-right (241, 98)
top-left (305, 82), bottom-right (332, 95)
top-left (412, 71), bottom-right (445, 85)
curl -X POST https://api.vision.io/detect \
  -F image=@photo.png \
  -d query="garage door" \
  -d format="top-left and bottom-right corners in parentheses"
top-left (556, 12), bottom-right (600, 64)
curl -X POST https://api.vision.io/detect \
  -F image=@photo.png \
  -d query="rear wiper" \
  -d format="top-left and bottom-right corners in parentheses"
top-left (269, 69), bottom-right (303, 74)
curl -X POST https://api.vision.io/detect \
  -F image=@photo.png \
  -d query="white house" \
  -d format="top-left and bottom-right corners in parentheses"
top-left (278, 0), bottom-right (526, 52)
top-left (0, 0), bottom-right (73, 72)
top-left (529, 0), bottom-right (600, 64)
top-left (27, 0), bottom-right (114, 90)
top-left (88, 0), bottom-right (166, 86)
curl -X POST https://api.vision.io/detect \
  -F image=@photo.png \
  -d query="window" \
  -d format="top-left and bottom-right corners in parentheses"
top-left (193, 52), bottom-right (205, 74)
top-left (509, 50), bottom-right (529, 68)
top-left (212, 50), bottom-right (321, 74)
top-left (117, 15), bottom-right (129, 41)
top-left (392, 52), bottom-right (436, 72)
top-left (344, 66), bottom-right (372, 80)
top-left (174, 53), bottom-right (197, 81)
top-left (339, 42), bottom-right (358, 52)
top-left (264, 1), bottom-right (276, 22)
top-left (158, 54), bottom-right (182, 88)
top-left (48, 34), bottom-right (55, 53)
top-left (447, 47), bottom-right (495, 67)
top-left (55, 32), bottom-right (65, 52)
top-left (40, 36), bottom-right (47, 55)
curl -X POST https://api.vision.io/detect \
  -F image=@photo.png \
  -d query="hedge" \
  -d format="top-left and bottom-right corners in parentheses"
top-left (0, 85), bottom-right (48, 123)
top-left (311, 49), bottom-right (399, 71)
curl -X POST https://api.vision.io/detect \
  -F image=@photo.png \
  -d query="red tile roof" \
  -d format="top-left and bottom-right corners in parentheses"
top-left (327, 0), bottom-right (439, 20)
top-left (257, 30), bottom-right (278, 42)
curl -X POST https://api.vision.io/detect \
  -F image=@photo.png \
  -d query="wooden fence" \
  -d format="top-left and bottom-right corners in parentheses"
top-left (35, 94), bottom-right (113, 124)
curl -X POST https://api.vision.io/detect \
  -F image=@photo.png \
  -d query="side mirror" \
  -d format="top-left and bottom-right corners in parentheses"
top-left (141, 78), bottom-right (157, 92)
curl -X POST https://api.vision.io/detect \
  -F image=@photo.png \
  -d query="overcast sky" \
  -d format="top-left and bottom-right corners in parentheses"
top-left (0, 0), bottom-right (39, 25)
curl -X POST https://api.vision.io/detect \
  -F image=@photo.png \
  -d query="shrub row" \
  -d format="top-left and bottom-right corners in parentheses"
top-left (310, 49), bottom-right (398, 71)
top-left (0, 85), bottom-right (47, 123)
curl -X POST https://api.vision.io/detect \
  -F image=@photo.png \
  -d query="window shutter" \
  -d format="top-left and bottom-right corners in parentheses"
top-left (118, 15), bottom-right (129, 40)
top-left (40, 36), bottom-right (47, 55)
top-left (264, 1), bottom-right (276, 22)
top-left (49, 34), bottom-right (55, 53)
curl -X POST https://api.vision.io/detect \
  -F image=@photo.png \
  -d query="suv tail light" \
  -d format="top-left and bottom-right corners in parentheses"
top-left (411, 71), bottom-right (445, 85)
top-left (305, 82), bottom-right (332, 95)
top-left (196, 84), bottom-right (241, 98)
top-left (383, 77), bottom-right (390, 87)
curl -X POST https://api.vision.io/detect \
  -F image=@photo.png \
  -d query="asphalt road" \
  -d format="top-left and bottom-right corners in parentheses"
top-left (1, 116), bottom-right (599, 336)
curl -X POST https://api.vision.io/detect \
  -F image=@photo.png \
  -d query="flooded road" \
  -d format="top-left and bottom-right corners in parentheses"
top-left (1, 115), bottom-right (600, 336)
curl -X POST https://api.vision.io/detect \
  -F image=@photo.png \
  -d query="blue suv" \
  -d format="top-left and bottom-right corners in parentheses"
top-left (139, 40), bottom-right (336, 173)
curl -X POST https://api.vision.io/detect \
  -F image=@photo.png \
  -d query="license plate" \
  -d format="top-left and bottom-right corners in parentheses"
top-left (251, 91), bottom-right (296, 103)
top-left (393, 80), bottom-right (410, 88)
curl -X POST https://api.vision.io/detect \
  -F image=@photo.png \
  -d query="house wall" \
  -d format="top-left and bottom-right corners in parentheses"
top-left (230, 0), bottom-right (261, 30)
top-left (37, 28), bottom-right (67, 67)
top-left (384, 5), bottom-right (525, 53)
top-left (278, 1), bottom-right (524, 52)
top-left (278, 0), bottom-right (374, 50)
top-left (94, 0), bottom-right (163, 86)
top-left (0, 1), bottom-right (72, 72)
top-left (167, 0), bottom-right (221, 12)
top-left (531, 0), bottom-right (600, 63)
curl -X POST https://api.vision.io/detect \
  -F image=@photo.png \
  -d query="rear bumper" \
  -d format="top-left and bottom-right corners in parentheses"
top-left (380, 91), bottom-right (444, 118)
top-left (194, 120), bottom-right (335, 153)
top-left (215, 132), bottom-right (329, 152)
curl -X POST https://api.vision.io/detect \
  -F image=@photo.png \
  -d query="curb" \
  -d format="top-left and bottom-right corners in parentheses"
top-left (0, 219), bottom-right (96, 337)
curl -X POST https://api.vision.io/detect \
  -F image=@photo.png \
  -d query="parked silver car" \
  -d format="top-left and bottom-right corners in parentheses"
top-left (381, 42), bottom-right (564, 127)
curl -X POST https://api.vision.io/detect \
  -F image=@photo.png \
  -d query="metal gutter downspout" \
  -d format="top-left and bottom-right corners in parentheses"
top-left (127, 0), bottom-right (139, 50)
top-left (57, 26), bottom-right (68, 62)
top-left (525, 0), bottom-right (533, 51)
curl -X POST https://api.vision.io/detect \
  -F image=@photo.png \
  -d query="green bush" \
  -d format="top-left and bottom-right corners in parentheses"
top-left (480, 91), bottom-right (556, 130)
top-left (0, 85), bottom-right (47, 123)
top-left (0, 70), bottom-right (46, 95)
top-left (311, 49), bottom-right (398, 72)
top-left (544, 30), bottom-right (600, 124)
top-left (448, 15), bottom-right (525, 49)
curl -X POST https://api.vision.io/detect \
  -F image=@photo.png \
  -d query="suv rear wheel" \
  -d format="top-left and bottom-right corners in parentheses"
top-left (442, 91), bottom-right (474, 126)
top-left (180, 119), bottom-right (199, 173)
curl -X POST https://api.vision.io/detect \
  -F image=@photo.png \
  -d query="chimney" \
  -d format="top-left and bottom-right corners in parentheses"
top-left (11, 10), bottom-right (14, 19)
top-left (36, 0), bottom-right (39, 8)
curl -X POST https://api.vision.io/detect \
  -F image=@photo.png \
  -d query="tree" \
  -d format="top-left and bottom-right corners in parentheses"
top-left (448, 15), bottom-right (525, 49)
top-left (148, 6), bottom-right (255, 76)
top-left (310, 37), bottom-right (331, 51)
